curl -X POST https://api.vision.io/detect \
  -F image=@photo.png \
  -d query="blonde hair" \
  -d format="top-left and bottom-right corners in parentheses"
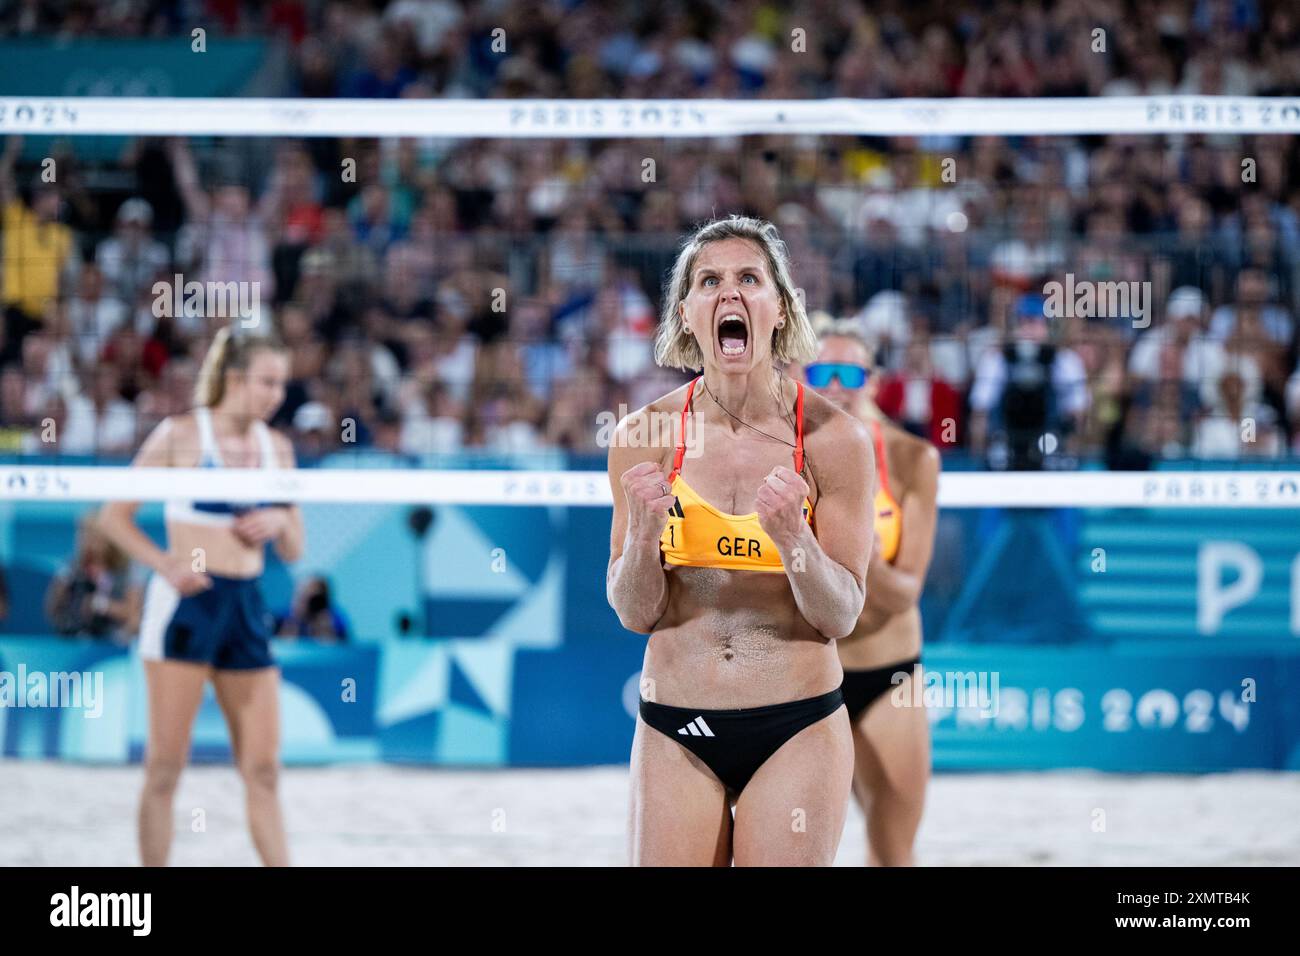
top-left (817, 317), bottom-right (877, 369)
top-left (194, 325), bottom-right (287, 407)
top-left (654, 215), bottom-right (818, 371)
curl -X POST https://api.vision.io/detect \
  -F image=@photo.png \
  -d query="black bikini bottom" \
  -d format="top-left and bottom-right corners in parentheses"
top-left (841, 657), bottom-right (922, 722)
top-left (639, 687), bottom-right (845, 795)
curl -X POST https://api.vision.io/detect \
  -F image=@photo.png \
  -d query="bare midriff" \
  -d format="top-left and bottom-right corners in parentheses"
top-left (165, 521), bottom-right (264, 579)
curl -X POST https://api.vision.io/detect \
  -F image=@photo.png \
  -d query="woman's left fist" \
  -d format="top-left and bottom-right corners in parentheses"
top-left (755, 466), bottom-right (809, 550)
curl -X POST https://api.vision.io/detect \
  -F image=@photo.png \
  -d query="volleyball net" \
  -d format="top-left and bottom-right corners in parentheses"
top-left (1, 96), bottom-right (1298, 772)
top-left (4, 95), bottom-right (1300, 475)
top-left (2, 464), bottom-right (1300, 507)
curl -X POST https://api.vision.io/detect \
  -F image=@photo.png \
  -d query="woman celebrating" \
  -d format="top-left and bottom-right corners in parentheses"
top-left (608, 217), bottom-right (875, 866)
top-left (807, 326), bottom-right (939, 866)
top-left (99, 325), bottom-right (304, 866)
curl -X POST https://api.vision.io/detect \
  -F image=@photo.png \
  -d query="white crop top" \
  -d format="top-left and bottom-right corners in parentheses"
top-left (163, 407), bottom-right (279, 527)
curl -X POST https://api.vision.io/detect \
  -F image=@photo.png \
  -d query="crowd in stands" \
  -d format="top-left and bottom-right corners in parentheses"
top-left (1, 0), bottom-right (1297, 467)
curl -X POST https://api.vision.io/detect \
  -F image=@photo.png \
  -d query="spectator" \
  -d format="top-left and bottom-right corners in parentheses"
top-left (1286, 365), bottom-right (1300, 453)
top-left (21, 319), bottom-right (77, 408)
top-left (169, 138), bottom-right (274, 328)
top-left (275, 575), bottom-right (350, 642)
top-left (293, 248), bottom-right (352, 344)
top-left (876, 337), bottom-right (963, 448)
top-left (94, 198), bottom-right (170, 306)
top-left (44, 515), bottom-right (142, 641)
top-left (348, 183), bottom-right (409, 256)
top-left (1, 136), bottom-right (77, 366)
top-left (1208, 268), bottom-right (1294, 348)
top-left (969, 294), bottom-right (1090, 468)
top-left (60, 365), bottom-right (139, 457)
top-left (1193, 371), bottom-right (1283, 458)
top-left (65, 265), bottom-right (129, 368)
top-left (136, 355), bottom-right (198, 433)
top-left (1122, 377), bottom-right (1197, 464)
top-left (1128, 287), bottom-right (1226, 391)
top-left (340, 28), bottom-right (418, 98)
top-left (1159, 196), bottom-right (1229, 301)
top-left (0, 364), bottom-right (36, 452)
top-left (399, 380), bottom-right (463, 456)
top-left (292, 399), bottom-right (337, 459)
top-left (0, 3), bottom-right (1297, 472)
top-left (852, 290), bottom-right (912, 369)
top-left (988, 204), bottom-right (1065, 292)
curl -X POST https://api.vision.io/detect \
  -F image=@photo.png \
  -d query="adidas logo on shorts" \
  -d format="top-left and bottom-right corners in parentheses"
top-left (677, 717), bottom-right (714, 737)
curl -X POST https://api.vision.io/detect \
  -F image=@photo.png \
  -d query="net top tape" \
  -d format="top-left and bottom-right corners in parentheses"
top-left (2, 96), bottom-right (1299, 138)
top-left (1, 467), bottom-right (1298, 508)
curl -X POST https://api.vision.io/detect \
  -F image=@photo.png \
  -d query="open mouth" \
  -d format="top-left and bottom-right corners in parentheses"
top-left (718, 315), bottom-right (749, 357)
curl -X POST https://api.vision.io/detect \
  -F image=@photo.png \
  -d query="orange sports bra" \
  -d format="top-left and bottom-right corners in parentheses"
top-left (870, 418), bottom-right (902, 564)
top-left (659, 377), bottom-right (814, 573)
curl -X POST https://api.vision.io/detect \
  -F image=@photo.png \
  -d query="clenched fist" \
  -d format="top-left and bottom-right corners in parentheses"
top-left (755, 465), bottom-right (810, 551)
top-left (232, 507), bottom-right (290, 547)
top-left (621, 461), bottom-right (676, 543)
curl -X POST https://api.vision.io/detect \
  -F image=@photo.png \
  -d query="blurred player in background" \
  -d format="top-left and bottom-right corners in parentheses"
top-left (99, 325), bottom-right (303, 866)
top-left (808, 324), bottom-right (939, 866)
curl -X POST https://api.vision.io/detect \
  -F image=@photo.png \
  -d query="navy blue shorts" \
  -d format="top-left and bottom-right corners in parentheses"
top-left (139, 572), bottom-right (276, 670)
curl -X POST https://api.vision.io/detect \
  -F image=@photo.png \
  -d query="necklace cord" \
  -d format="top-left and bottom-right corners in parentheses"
top-left (699, 373), bottom-right (802, 455)
top-left (693, 372), bottom-right (817, 508)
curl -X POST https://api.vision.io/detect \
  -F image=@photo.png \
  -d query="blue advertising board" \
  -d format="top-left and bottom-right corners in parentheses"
top-left (2, 476), bottom-right (1299, 771)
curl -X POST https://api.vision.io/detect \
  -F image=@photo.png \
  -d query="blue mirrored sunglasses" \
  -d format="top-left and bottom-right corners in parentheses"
top-left (805, 363), bottom-right (869, 389)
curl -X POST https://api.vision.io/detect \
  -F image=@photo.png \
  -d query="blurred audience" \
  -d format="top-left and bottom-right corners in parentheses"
top-left (44, 515), bottom-right (142, 641)
top-left (275, 575), bottom-right (350, 642)
top-left (0, 0), bottom-right (1297, 466)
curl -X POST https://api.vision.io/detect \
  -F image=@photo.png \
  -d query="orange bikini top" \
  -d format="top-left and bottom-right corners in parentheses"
top-left (659, 377), bottom-right (814, 573)
top-left (870, 418), bottom-right (902, 564)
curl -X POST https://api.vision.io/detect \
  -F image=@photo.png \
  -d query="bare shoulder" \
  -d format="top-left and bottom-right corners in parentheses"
top-left (605, 381), bottom-right (693, 473)
top-left (884, 420), bottom-right (941, 489)
top-left (166, 411), bottom-right (199, 441)
top-left (632, 381), bottom-right (693, 427)
top-left (135, 412), bottom-right (198, 467)
top-left (800, 387), bottom-right (873, 493)
top-left (802, 387), bottom-right (872, 457)
top-left (269, 427), bottom-right (293, 451)
top-left (167, 411), bottom-right (201, 460)
top-left (268, 426), bottom-right (296, 464)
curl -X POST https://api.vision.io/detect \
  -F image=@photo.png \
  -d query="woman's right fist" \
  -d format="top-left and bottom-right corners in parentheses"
top-left (621, 461), bottom-right (676, 540)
